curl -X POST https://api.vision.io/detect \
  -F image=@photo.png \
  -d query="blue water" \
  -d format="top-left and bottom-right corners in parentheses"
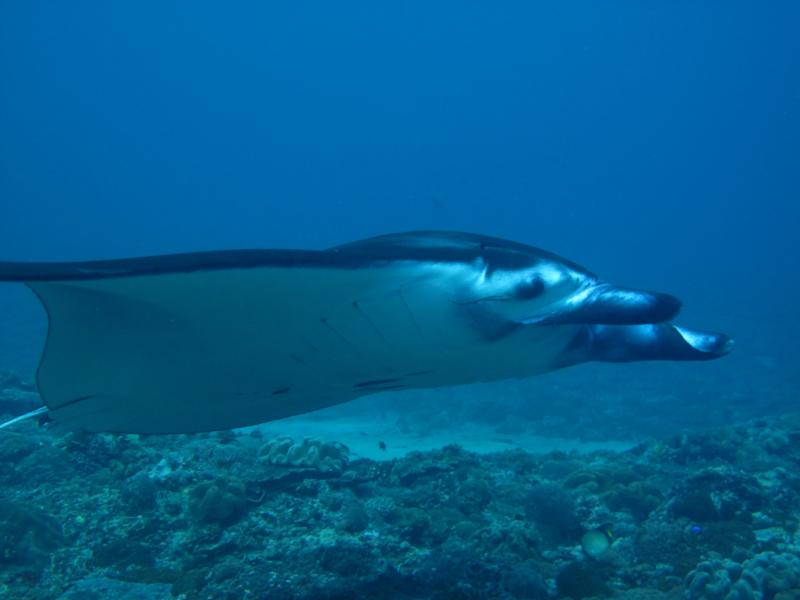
top-left (1, 2), bottom-right (798, 419)
top-left (2, 6), bottom-right (800, 599)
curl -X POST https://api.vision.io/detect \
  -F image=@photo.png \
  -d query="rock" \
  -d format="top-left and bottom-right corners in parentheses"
top-left (122, 472), bottom-right (159, 513)
top-left (555, 560), bottom-right (611, 599)
top-left (456, 477), bottom-right (493, 515)
top-left (525, 483), bottom-right (581, 543)
top-left (671, 490), bottom-right (720, 522)
top-left (502, 566), bottom-right (549, 599)
top-left (339, 503), bottom-right (369, 533)
top-left (0, 499), bottom-right (65, 568)
top-left (189, 478), bottom-right (247, 525)
top-left (57, 577), bottom-right (172, 600)
top-left (0, 431), bottom-right (42, 462)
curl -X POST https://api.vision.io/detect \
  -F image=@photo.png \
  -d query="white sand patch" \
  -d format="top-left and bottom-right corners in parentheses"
top-left (249, 414), bottom-right (637, 461)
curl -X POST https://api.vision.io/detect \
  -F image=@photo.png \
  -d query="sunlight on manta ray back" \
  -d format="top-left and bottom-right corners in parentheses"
top-left (0, 231), bottom-right (732, 434)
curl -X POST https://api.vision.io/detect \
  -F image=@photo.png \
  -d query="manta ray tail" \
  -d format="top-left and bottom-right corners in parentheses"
top-left (0, 406), bottom-right (49, 430)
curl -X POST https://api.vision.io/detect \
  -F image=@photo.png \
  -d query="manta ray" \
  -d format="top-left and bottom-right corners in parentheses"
top-left (0, 231), bottom-right (732, 434)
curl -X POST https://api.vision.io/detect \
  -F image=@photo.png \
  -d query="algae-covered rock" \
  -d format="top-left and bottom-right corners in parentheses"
top-left (526, 483), bottom-right (582, 543)
top-left (389, 453), bottom-right (449, 487)
top-left (189, 478), bottom-right (247, 525)
top-left (90, 537), bottom-right (156, 570)
top-left (314, 539), bottom-right (376, 577)
top-left (0, 499), bottom-right (65, 567)
top-left (700, 521), bottom-right (756, 557)
top-left (635, 519), bottom-right (702, 577)
top-left (16, 444), bottom-right (76, 485)
top-left (339, 503), bottom-right (369, 533)
top-left (502, 566), bottom-right (549, 599)
top-left (121, 472), bottom-right (159, 513)
top-left (604, 481), bottom-right (663, 522)
top-left (472, 518), bottom-right (540, 561)
top-left (392, 507), bottom-right (431, 545)
top-left (563, 466), bottom-right (638, 494)
top-left (672, 490), bottom-right (721, 523)
top-left (57, 576), bottom-right (172, 600)
top-left (556, 560), bottom-right (611, 599)
top-left (406, 549), bottom-right (503, 598)
top-left (666, 429), bottom-right (747, 466)
top-left (0, 431), bottom-right (42, 463)
top-left (670, 466), bottom-right (766, 528)
top-left (456, 477), bottom-right (493, 515)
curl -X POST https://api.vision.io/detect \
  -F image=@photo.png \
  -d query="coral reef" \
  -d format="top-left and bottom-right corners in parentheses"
top-left (0, 371), bottom-right (799, 600)
top-left (259, 436), bottom-right (350, 472)
top-left (686, 552), bottom-right (800, 600)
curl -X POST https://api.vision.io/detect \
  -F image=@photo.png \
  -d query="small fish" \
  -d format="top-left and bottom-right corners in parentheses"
top-left (581, 529), bottom-right (612, 559)
top-left (378, 441), bottom-right (387, 451)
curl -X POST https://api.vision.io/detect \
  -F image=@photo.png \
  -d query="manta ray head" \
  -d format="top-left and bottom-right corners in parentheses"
top-left (455, 256), bottom-right (682, 328)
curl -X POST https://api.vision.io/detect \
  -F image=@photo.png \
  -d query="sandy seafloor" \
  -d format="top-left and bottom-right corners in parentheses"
top-left (1, 369), bottom-right (799, 600)
top-left (255, 414), bottom-right (636, 462)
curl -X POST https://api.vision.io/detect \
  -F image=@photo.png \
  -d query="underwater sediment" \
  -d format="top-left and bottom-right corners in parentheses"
top-left (1, 377), bottom-right (799, 599)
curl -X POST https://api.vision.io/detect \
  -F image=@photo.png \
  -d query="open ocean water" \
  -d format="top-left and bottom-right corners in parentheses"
top-left (0, 3), bottom-right (798, 599)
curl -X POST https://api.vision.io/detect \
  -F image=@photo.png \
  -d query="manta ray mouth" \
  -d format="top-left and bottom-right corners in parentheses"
top-left (521, 283), bottom-right (682, 326)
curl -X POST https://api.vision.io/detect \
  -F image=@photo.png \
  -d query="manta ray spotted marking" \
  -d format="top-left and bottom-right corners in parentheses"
top-left (0, 231), bottom-right (733, 434)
